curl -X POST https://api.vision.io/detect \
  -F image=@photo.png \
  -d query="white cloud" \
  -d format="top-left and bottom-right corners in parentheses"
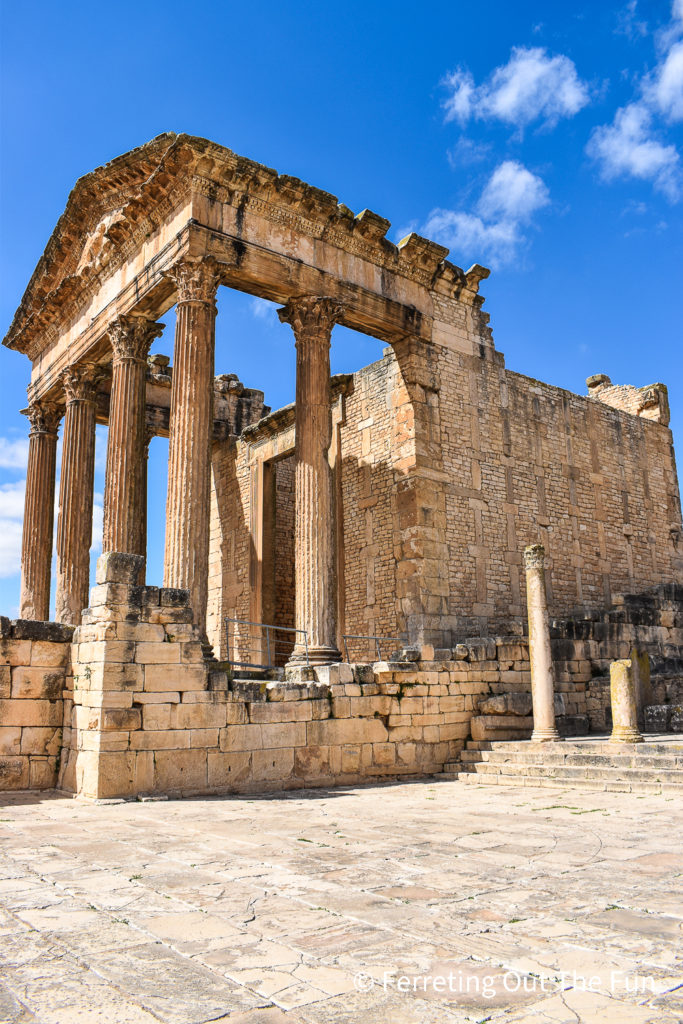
top-left (615, 1), bottom-right (648, 40)
top-left (444, 47), bottom-right (590, 129)
top-left (477, 160), bottom-right (550, 222)
top-left (250, 297), bottom-right (275, 320)
top-left (423, 161), bottom-right (550, 268)
top-left (587, 103), bottom-right (681, 199)
top-left (591, 1), bottom-right (682, 199)
top-left (447, 137), bottom-right (492, 168)
top-left (0, 480), bottom-right (25, 578)
top-left (0, 437), bottom-right (29, 470)
top-left (645, 39), bottom-right (683, 120)
top-left (423, 210), bottom-right (521, 268)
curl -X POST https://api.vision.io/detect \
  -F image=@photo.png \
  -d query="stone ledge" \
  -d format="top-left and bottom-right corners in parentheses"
top-left (3, 620), bottom-right (74, 643)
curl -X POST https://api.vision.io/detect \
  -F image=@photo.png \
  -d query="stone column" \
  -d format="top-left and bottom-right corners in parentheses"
top-left (610, 659), bottom-right (643, 743)
top-left (278, 296), bottom-right (343, 666)
top-left (164, 257), bottom-right (220, 637)
top-left (19, 399), bottom-right (61, 620)
top-left (55, 364), bottom-right (101, 624)
top-left (102, 316), bottom-right (163, 568)
top-left (524, 543), bottom-right (561, 742)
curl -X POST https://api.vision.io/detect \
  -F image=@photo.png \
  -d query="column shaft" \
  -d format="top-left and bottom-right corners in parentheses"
top-left (102, 316), bottom-right (163, 564)
top-left (524, 544), bottom-right (561, 742)
top-left (19, 401), bottom-right (61, 620)
top-left (164, 258), bottom-right (219, 637)
top-left (55, 366), bottom-right (99, 625)
top-left (278, 297), bottom-right (343, 666)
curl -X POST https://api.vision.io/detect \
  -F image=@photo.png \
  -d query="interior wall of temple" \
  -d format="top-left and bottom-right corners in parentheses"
top-left (206, 339), bottom-right (681, 657)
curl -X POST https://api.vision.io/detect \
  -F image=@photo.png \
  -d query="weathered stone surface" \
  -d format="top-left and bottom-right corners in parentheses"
top-left (11, 620), bottom-right (74, 643)
top-left (96, 552), bottom-right (146, 586)
top-left (0, 780), bottom-right (681, 1022)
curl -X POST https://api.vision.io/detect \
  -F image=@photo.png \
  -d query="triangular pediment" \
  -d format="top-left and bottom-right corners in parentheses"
top-left (3, 133), bottom-right (201, 353)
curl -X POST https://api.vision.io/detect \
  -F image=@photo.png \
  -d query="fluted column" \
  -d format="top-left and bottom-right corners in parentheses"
top-left (55, 364), bottom-right (100, 625)
top-left (278, 296), bottom-right (343, 666)
top-left (19, 399), bottom-right (61, 620)
top-left (103, 316), bottom-right (163, 568)
top-left (524, 544), bottom-right (561, 742)
top-left (164, 257), bottom-right (220, 637)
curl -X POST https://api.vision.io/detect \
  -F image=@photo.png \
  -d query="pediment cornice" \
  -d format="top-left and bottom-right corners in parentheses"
top-left (3, 133), bottom-right (489, 360)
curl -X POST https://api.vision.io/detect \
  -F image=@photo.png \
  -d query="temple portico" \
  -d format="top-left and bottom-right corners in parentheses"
top-left (12, 245), bottom-right (359, 659)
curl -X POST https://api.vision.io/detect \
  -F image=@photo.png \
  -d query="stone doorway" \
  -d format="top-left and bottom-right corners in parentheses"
top-left (261, 454), bottom-right (296, 665)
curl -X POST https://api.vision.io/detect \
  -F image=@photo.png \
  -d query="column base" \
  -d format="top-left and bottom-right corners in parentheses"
top-left (288, 644), bottom-right (342, 668)
top-left (530, 728), bottom-right (562, 742)
top-left (610, 728), bottom-right (643, 744)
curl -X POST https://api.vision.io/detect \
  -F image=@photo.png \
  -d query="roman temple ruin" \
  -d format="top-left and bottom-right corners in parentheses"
top-left (1, 132), bottom-right (682, 799)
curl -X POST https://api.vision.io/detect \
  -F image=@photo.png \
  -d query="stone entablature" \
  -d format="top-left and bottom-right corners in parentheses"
top-left (4, 134), bottom-right (491, 383)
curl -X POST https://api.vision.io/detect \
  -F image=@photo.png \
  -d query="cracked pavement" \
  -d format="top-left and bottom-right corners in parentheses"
top-left (0, 779), bottom-right (681, 1023)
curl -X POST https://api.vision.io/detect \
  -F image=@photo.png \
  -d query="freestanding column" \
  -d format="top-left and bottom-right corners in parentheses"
top-left (103, 316), bottom-right (163, 568)
top-left (164, 257), bottom-right (220, 637)
top-left (55, 364), bottom-right (100, 625)
top-left (524, 543), bottom-right (561, 742)
top-left (610, 659), bottom-right (643, 743)
top-left (19, 399), bottom-right (61, 620)
top-left (278, 296), bottom-right (343, 666)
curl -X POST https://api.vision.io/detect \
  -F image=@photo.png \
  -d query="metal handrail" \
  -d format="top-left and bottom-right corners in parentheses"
top-left (225, 618), bottom-right (309, 669)
top-left (341, 633), bottom-right (406, 663)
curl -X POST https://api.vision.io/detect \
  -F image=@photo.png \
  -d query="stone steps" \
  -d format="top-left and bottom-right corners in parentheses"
top-left (438, 737), bottom-right (683, 793)
top-left (448, 772), bottom-right (683, 794)
top-left (457, 749), bottom-right (683, 769)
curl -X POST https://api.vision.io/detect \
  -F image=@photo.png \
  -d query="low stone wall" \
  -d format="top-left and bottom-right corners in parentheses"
top-left (2, 556), bottom-right (682, 799)
top-left (0, 617), bottom-right (73, 789)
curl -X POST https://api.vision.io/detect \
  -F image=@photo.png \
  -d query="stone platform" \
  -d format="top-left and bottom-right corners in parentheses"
top-left (444, 734), bottom-right (683, 794)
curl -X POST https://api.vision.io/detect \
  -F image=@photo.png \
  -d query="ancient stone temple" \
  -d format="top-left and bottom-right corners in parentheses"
top-left (1, 132), bottom-right (682, 799)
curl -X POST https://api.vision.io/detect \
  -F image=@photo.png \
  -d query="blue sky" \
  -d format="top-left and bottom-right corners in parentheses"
top-left (1, 0), bottom-right (682, 615)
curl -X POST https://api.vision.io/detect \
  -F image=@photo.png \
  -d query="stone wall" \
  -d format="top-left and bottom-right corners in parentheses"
top-left (206, 340), bottom-right (681, 655)
top-left (0, 618), bottom-right (73, 790)
top-left (2, 555), bottom-right (682, 798)
top-left (272, 456), bottom-right (295, 661)
top-left (56, 555), bottom-right (471, 798)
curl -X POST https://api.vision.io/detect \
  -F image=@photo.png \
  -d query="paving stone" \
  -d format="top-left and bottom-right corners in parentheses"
top-left (0, 781), bottom-right (680, 1022)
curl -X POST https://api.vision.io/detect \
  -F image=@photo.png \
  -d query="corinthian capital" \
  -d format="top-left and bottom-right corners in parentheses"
top-left (167, 256), bottom-right (221, 305)
top-left (61, 362), bottom-right (103, 405)
top-left (277, 296), bottom-right (345, 343)
top-left (107, 315), bottom-right (164, 363)
top-left (24, 399), bottom-right (62, 436)
top-left (523, 543), bottom-right (546, 571)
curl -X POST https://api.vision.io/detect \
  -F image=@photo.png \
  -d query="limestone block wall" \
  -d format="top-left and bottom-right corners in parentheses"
top-left (337, 352), bottom-right (401, 647)
top-left (0, 618), bottom-right (73, 790)
top-left (207, 341), bottom-right (681, 656)
top-left (273, 456), bottom-right (295, 648)
top-left (436, 343), bottom-right (682, 639)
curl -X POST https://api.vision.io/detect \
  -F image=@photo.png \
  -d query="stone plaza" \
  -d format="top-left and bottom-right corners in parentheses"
top-left (0, 779), bottom-right (682, 1023)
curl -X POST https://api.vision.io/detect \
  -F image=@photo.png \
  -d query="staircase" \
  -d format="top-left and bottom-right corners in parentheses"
top-left (438, 736), bottom-right (683, 794)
